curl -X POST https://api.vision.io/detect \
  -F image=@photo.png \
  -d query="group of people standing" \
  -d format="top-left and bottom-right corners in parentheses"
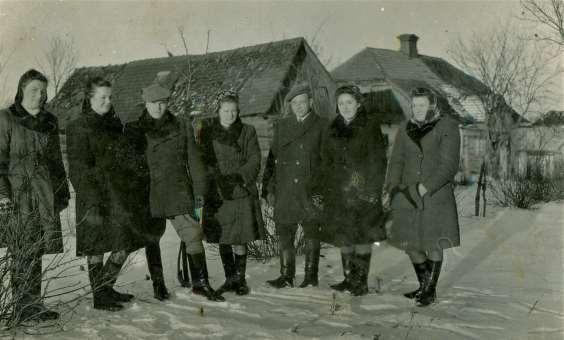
top-left (0, 68), bottom-right (460, 322)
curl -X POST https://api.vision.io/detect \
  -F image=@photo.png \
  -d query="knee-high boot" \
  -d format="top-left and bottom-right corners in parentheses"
top-left (266, 248), bottom-right (295, 288)
top-left (417, 260), bottom-right (442, 307)
top-left (299, 239), bottom-right (320, 288)
top-left (187, 251), bottom-right (226, 302)
top-left (146, 243), bottom-right (169, 301)
top-left (217, 244), bottom-right (238, 294)
top-left (330, 252), bottom-right (354, 292)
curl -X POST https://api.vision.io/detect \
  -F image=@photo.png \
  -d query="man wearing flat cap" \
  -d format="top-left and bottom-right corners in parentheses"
top-left (262, 81), bottom-right (327, 288)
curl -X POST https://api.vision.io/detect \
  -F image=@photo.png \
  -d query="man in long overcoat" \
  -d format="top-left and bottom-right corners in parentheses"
top-left (262, 82), bottom-right (327, 288)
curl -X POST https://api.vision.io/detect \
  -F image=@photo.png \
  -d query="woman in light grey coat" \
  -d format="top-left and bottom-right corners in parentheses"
top-left (385, 87), bottom-right (460, 306)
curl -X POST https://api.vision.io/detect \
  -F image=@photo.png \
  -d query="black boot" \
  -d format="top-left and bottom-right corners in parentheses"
top-left (88, 262), bottom-right (123, 311)
top-left (330, 252), bottom-right (354, 292)
top-left (146, 244), bottom-right (169, 301)
top-left (417, 260), bottom-right (442, 307)
top-left (234, 253), bottom-right (250, 295)
top-left (187, 252), bottom-right (225, 302)
top-left (15, 257), bottom-right (60, 322)
top-left (217, 244), bottom-right (238, 294)
top-left (299, 239), bottom-right (320, 288)
top-left (266, 249), bottom-right (295, 288)
top-left (404, 261), bottom-right (430, 299)
top-left (103, 257), bottom-right (134, 303)
top-left (351, 253), bottom-right (371, 296)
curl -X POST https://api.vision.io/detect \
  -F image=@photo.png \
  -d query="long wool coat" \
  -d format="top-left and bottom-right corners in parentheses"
top-left (67, 105), bottom-right (144, 256)
top-left (317, 111), bottom-right (387, 246)
top-left (261, 113), bottom-right (326, 226)
top-left (385, 114), bottom-right (461, 252)
top-left (200, 118), bottom-right (266, 244)
top-left (122, 117), bottom-right (167, 244)
top-left (136, 111), bottom-right (207, 219)
top-left (0, 103), bottom-right (70, 254)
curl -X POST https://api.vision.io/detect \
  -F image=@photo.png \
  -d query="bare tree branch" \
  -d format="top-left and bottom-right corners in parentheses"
top-left (36, 35), bottom-right (79, 98)
top-left (520, 0), bottom-right (564, 46)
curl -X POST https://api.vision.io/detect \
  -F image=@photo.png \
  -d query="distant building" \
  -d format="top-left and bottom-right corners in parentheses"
top-left (49, 37), bottom-right (337, 159)
top-left (331, 33), bottom-right (520, 180)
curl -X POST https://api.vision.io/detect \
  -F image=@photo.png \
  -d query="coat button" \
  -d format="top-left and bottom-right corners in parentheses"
top-left (294, 178), bottom-right (299, 184)
top-left (417, 171), bottom-right (421, 175)
top-left (418, 154), bottom-right (423, 159)
top-left (299, 144), bottom-right (303, 149)
top-left (296, 161), bottom-right (300, 165)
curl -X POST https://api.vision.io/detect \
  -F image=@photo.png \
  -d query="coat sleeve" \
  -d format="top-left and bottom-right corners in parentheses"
top-left (261, 121), bottom-right (278, 198)
top-left (421, 118), bottom-right (461, 195)
top-left (183, 118), bottom-right (208, 199)
top-left (46, 122), bottom-right (70, 213)
top-left (0, 111), bottom-right (11, 199)
top-left (367, 121), bottom-right (387, 200)
top-left (385, 125), bottom-right (406, 192)
top-left (66, 121), bottom-right (103, 207)
top-left (236, 125), bottom-right (261, 187)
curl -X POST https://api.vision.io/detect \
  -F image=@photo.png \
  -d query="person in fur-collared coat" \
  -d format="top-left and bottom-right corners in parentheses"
top-left (200, 90), bottom-right (266, 296)
top-left (0, 69), bottom-right (69, 322)
top-left (317, 85), bottom-right (387, 296)
top-left (384, 86), bottom-right (461, 307)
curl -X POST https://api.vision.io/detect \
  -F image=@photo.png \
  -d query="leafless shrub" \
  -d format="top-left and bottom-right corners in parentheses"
top-left (491, 163), bottom-right (562, 209)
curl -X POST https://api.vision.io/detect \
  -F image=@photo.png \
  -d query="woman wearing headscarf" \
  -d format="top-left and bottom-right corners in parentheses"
top-left (317, 85), bottom-right (387, 296)
top-left (200, 90), bottom-right (266, 296)
top-left (128, 81), bottom-right (224, 302)
top-left (0, 69), bottom-right (69, 321)
top-left (384, 86), bottom-right (461, 306)
top-left (67, 77), bottom-right (143, 312)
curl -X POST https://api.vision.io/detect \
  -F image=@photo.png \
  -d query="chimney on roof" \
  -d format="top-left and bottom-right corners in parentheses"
top-left (397, 34), bottom-right (419, 58)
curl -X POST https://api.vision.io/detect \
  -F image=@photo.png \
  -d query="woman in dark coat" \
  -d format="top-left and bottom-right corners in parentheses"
top-left (200, 90), bottom-right (266, 296)
top-left (132, 81), bottom-right (224, 302)
top-left (318, 85), bottom-right (387, 296)
top-left (67, 77), bottom-right (143, 311)
top-left (0, 69), bottom-right (69, 321)
top-left (384, 87), bottom-right (461, 306)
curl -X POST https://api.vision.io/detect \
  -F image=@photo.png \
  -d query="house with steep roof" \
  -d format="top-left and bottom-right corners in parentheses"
top-left (331, 34), bottom-right (520, 180)
top-left (49, 37), bottom-right (337, 158)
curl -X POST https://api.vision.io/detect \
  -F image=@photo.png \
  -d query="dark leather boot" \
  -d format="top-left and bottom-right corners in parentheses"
top-left (88, 262), bottom-right (123, 311)
top-left (103, 257), bottom-right (134, 303)
top-left (351, 253), bottom-right (371, 296)
top-left (187, 252), bottom-right (225, 302)
top-left (404, 261), bottom-right (430, 299)
top-left (266, 249), bottom-right (295, 288)
top-left (330, 252), bottom-right (353, 292)
top-left (217, 244), bottom-right (238, 294)
top-left (417, 260), bottom-right (442, 307)
top-left (15, 257), bottom-right (60, 322)
top-left (299, 239), bottom-right (320, 288)
top-left (146, 244), bottom-right (170, 301)
top-left (234, 253), bottom-right (249, 295)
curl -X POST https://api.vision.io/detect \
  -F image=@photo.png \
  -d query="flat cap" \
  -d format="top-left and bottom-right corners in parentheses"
top-left (285, 82), bottom-right (311, 102)
top-left (142, 83), bottom-right (171, 103)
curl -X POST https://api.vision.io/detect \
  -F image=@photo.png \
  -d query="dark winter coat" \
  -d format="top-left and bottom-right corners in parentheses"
top-left (200, 118), bottom-right (266, 244)
top-left (0, 103), bottom-right (70, 254)
top-left (385, 115), bottom-right (461, 252)
top-left (122, 117), bottom-right (167, 244)
top-left (262, 113), bottom-right (326, 225)
top-left (135, 111), bottom-right (207, 218)
top-left (317, 111), bottom-right (387, 246)
top-left (67, 105), bottom-right (144, 255)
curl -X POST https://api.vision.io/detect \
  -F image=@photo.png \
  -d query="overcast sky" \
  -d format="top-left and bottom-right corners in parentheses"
top-left (0, 0), bottom-right (561, 111)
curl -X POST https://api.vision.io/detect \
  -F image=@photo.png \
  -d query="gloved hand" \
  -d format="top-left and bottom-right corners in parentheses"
top-left (312, 194), bottom-right (323, 210)
top-left (0, 197), bottom-right (13, 215)
top-left (217, 173), bottom-right (244, 200)
top-left (193, 196), bottom-right (204, 224)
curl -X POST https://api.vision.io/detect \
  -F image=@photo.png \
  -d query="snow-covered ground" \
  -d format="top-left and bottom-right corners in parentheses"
top-left (5, 186), bottom-right (564, 339)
